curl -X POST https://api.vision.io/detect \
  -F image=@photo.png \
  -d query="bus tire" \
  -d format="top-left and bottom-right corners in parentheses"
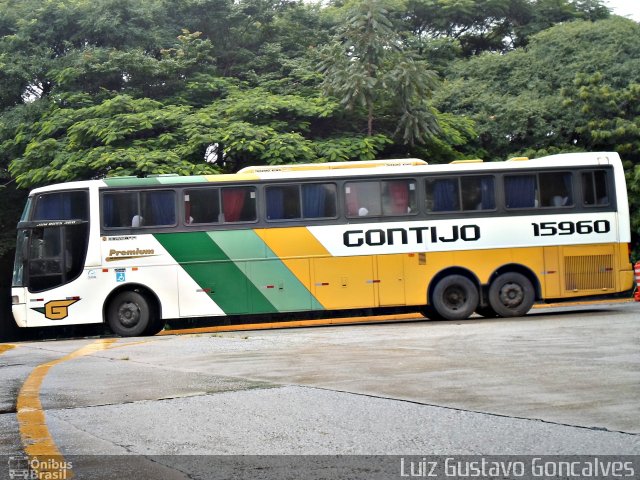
top-left (488, 272), bottom-right (535, 317)
top-left (107, 290), bottom-right (151, 337)
top-left (431, 275), bottom-right (479, 320)
top-left (143, 315), bottom-right (166, 336)
top-left (421, 305), bottom-right (444, 321)
top-left (475, 305), bottom-right (498, 318)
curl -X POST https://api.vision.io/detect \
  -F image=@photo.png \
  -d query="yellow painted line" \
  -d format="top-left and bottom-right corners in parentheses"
top-left (0, 344), bottom-right (17, 354)
top-left (17, 338), bottom-right (117, 479)
top-left (160, 313), bottom-right (422, 336)
top-left (160, 297), bottom-right (636, 336)
top-left (533, 298), bottom-right (633, 309)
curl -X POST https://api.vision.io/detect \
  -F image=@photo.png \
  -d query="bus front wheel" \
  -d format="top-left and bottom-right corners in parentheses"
top-left (488, 272), bottom-right (535, 317)
top-left (107, 290), bottom-right (151, 337)
top-left (431, 275), bottom-right (479, 320)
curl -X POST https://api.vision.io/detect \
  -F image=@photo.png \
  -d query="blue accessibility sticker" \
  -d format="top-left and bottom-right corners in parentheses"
top-left (115, 269), bottom-right (126, 282)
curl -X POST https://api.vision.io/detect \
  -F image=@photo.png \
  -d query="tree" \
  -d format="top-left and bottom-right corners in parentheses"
top-left (402, 0), bottom-right (611, 57)
top-left (435, 16), bottom-right (640, 159)
top-left (318, 0), bottom-right (440, 146)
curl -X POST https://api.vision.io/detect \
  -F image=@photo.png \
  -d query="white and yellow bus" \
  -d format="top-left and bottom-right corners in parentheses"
top-left (11, 152), bottom-right (635, 336)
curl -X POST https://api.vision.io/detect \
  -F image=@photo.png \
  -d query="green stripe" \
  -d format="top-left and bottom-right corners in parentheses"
top-left (210, 231), bottom-right (323, 312)
top-left (103, 177), bottom-right (162, 187)
top-left (155, 232), bottom-right (276, 314)
top-left (156, 230), bottom-right (323, 315)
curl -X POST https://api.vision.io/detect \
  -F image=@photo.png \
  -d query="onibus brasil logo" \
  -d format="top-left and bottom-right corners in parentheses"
top-left (8, 456), bottom-right (73, 480)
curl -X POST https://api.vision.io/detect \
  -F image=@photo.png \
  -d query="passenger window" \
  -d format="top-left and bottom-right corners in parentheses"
top-left (582, 170), bottom-right (609, 206)
top-left (103, 192), bottom-right (138, 228)
top-left (426, 178), bottom-right (459, 212)
top-left (32, 191), bottom-right (89, 221)
top-left (504, 175), bottom-right (537, 209)
top-left (266, 185), bottom-right (301, 220)
top-left (345, 182), bottom-right (382, 217)
top-left (539, 172), bottom-right (573, 207)
top-left (461, 176), bottom-right (495, 211)
top-left (221, 187), bottom-right (256, 223)
top-left (103, 190), bottom-right (176, 228)
top-left (185, 189), bottom-right (220, 224)
top-left (140, 191), bottom-right (176, 226)
top-left (302, 184), bottom-right (337, 219)
top-left (382, 180), bottom-right (417, 216)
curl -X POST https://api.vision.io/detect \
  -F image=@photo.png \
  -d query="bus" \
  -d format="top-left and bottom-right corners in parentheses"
top-left (11, 152), bottom-right (635, 336)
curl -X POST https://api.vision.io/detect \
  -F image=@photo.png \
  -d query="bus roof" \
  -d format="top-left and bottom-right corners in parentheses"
top-left (28, 151), bottom-right (621, 194)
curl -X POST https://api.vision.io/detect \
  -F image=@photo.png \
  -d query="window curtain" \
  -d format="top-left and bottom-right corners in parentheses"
top-left (480, 177), bottom-right (496, 210)
top-left (505, 176), bottom-right (536, 208)
top-left (148, 191), bottom-right (175, 225)
top-left (387, 181), bottom-right (409, 214)
top-left (222, 189), bottom-right (246, 222)
top-left (345, 186), bottom-right (359, 216)
top-left (33, 193), bottom-right (73, 220)
top-left (266, 188), bottom-right (285, 220)
top-left (433, 180), bottom-right (459, 212)
top-left (103, 195), bottom-right (116, 227)
top-left (302, 185), bottom-right (326, 218)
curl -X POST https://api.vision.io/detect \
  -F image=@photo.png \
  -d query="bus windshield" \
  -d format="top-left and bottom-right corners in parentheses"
top-left (13, 190), bottom-right (90, 292)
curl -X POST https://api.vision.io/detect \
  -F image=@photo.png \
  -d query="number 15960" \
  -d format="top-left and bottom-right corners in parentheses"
top-left (532, 220), bottom-right (610, 236)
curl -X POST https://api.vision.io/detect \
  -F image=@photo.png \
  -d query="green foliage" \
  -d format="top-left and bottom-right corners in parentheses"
top-left (403, 0), bottom-right (610, 56)
top-left (318, 0), bottom-right (441, 145)
top-left (436, 17), bottom-right (640, 160)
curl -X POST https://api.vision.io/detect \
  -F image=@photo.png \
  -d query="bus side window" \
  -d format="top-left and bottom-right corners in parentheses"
top-left (221, 187), bottom-right (256, 223)
top-left (582, 170), bottom-right (609, 206)
top-left (185, 188), bottom-right (220, 224)
top-left (539, 172), bottom-right (573, 207)
top-left (345, 182), bottom-right (382, 217)
top-left (426, 178), bottom-right (459, 212)
top-left (504, 175), bottom-right (537, 209)
top-left (266, 185), bottom-right (300, 220)
top-left (103, 192), bottom-right (138, 228)
top-left (140, 191), bottom-right (176, 226)
top-left (461, 176), bottom-right (495, 211)
top-left (382, 180), bottom-right (417, 215)
top-left (302, 184), bottom-right (337, 219)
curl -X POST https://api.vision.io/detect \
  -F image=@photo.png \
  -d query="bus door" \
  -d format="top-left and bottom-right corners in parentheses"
top-left (376, 254), bottom-right (406, 306)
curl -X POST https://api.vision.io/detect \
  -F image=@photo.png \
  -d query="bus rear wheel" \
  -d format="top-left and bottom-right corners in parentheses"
top-left (431, 275), bottom-right (479, 320)
top-left (475, 305), bottom-right (498, 318)
top-left (107, 290), bottom-right (151, 337)
top-left (488, 272), bottom-right (535, 317)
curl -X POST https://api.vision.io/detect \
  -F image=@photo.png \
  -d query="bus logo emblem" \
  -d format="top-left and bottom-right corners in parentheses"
top-left (32, 299), bottom-right (80, 320)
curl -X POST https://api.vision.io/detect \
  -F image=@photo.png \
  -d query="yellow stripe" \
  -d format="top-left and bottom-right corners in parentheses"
top-left (533, 298), bottom-right (633, 308)
top-left (203, 173), bottom-right (260, 182)
top-left (17, 339), bottom-right (117, 478)
top-left (160, 297), bottom-right (634, 336)
top-left (0, 344), bottom-right (16, 354)
top-left (255, 227), bottom-right (330, 258)
top-left (160, 313), bottom-right (422, 336)
top-left (255, 227), bottom-right (331, 308)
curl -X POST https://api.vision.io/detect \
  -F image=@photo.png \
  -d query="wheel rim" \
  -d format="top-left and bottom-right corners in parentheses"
top-left (117, 301), bottom-right (141, 328)
top-left (498, 282), bottom-right (524, 308)
top-left (443, 285), bottom-right (467, 311)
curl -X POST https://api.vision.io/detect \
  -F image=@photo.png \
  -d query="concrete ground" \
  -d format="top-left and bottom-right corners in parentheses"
top-left (0, 302), bottom-right (638, 478)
